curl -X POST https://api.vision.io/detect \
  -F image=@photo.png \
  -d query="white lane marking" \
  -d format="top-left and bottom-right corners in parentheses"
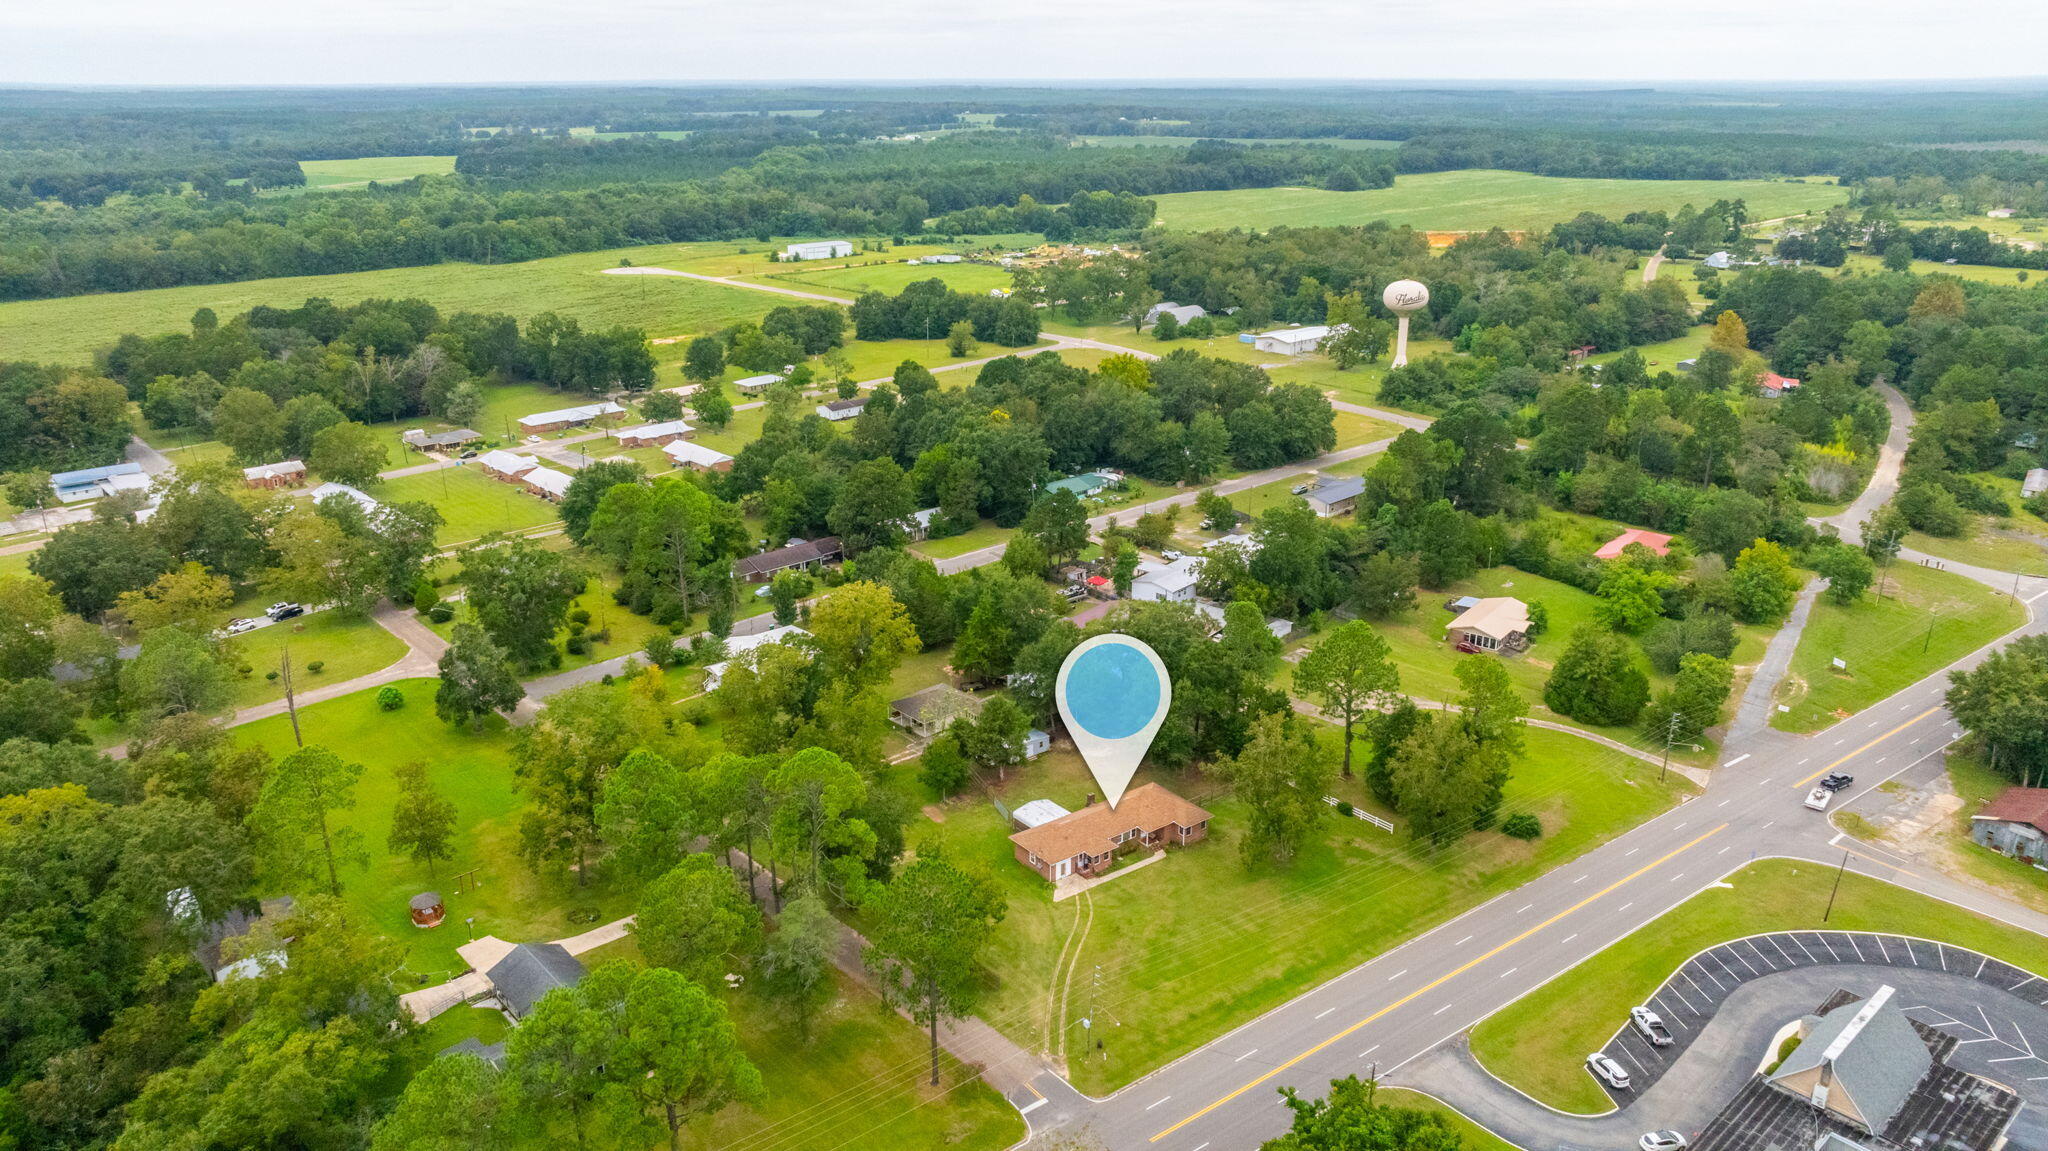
top-left (1315, 1007), bottom-right (1335, 1020)
top-left (1618, 901), bottom-right (1634, 913)
top-left (1191, 1144), bottom-right (1210, 1151)
top-left (1573, 875), bottom-right (1587, 884)
top-left (1624, 847), bottom-right (1640, 857)
top-left (1019, 1098), bottom-right (1046, 1115)
top-left (1989, 1055), bottom-right (2036, 1063)
top-left (1725, 754), bottom-right (1751, 767)
top-left (1500, 967), bottom-right (1518, 979)
top-left (1717, 845), bottom-right (1732, 855)
top-left (1358, 1044), bottom-right (1380, 1059)
top-left (1453, 937), bottom-right (1472, 947)
top-left (1432, 1003), bottom-right (1451, 1015)
top-left (1516, 904), bottom-right (1532, 913)
top-left (1563, 933), bottom-right (1578, 944)
top-left (1388, 969), bottom-right (1409, 981)
top-left (1717, 799), bottom-right (1731, 807)
top-left (1236, 1048), bottom-right (1258, 1062)
top-left (1145, 1095), bottom-right (1172, 1110)
top-left (1673, 822), bottom-right (1687, 831)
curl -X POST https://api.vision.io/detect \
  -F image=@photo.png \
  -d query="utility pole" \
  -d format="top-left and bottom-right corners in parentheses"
top-left (281, 643), bottom-right (303, 748)
top-left (1660, 710), bottom-right (1683, 782)
top-left (1823, 849), bottom-right (1850, 922)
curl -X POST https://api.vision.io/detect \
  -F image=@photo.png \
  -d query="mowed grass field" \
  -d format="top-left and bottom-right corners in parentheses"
top-left (297, 155), bottom-right (457, 189)
top-left (748, 259), bottom-right (1012, 298)
top-left (234, 678), bottom-right (643, 980)
top-left (1468, 859), bottom-right (2048, 1113)
top-left (1073, 136), bottom-right (1401, 150)
top-left (1771, 561), bottom-right (2023, 733)
top-left (0, 241), bottom-right (786, 365)
top-left (1146, 170), bottom-right (1850, 233)
top-left (953, 727), bottom-right (1692, 1094)
top-left (377, 465), bottom-right (562, 545)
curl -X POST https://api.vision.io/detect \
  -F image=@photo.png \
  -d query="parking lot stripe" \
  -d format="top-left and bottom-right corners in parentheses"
top-left (1821, 934), bottom-right (1841, 961)
top-left (1747, 940), bottom-right (1777, 969)
top-left (1727, 946), bottom-right (1760, 976)
top-left (1851, 936), bottom-right (1866, 961)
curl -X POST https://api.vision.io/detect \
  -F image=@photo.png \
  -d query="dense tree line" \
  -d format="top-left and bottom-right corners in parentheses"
top-left (850, 278), bottom-right (1041, 345)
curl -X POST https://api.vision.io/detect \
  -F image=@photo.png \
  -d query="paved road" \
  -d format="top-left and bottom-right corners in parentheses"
top-left (1816, 381), bottom-right (1911, 545)
top-left (1006, 383), bottom-right (2048, 1149)
top-left (1398, 948), bottom-right (2048, 1150)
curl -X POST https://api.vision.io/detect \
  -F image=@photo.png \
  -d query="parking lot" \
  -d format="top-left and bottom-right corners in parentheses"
top-left (1590, 931), bottom-right (2048, 1106)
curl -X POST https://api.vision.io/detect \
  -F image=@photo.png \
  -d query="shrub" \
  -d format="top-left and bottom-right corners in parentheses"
top-left (570, 609), bottom-right (592, 627)
top-left (412, 581), bottom-right (437, 612)
top-left (1335, 800), bottom-right (1354, 817)
top-left (305, 660), bottom-right (324, 674)
top-left (427, 603), bottom-right (455, 624)
top-left (1525, 601), bottom-right (1550, 637)
top-left (1501, 813), bottom-right (1542, 840)
top-left (565, 634), bottom-right (589, 655)
top-left (377, 686), bottom-right (405, 711)
top-left (237, 665), bottom-right (252, 677)
top-left (265, 670), bottom-right (279, 682)
top-left (641, 633), bottom-right (675, 668)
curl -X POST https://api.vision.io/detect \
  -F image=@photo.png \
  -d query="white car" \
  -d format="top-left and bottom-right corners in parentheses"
top-left (1640, 1132), bottom-right (1688, 1151)
top-left (1586, 1052), bottom-right (1631, 1090)
top-left (224, 617), bottom-right (262, 635)
top-left (1804, 786), bottom-right (1832, 812)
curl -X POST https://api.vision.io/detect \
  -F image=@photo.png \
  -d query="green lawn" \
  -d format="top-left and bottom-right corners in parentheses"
top-left (673, 968), bottom-right (1022, 1151)
top-left (1840, 252), bottom-right (2039, 287)
top-left (911, 520), bottom-right (1014, 560)
top-left (1468, 858), bottom-right (2048, 1113)
top-left (1937, 752), bottom-right (2048, 916)
top-left (834, 336), bottom-right (1052, 383)
top-left (297, 155), bottom-right (456, 190)
top-left (1042, 319), bottom-right (1277, 368)
top-left (234, 679), bottom-right (641, 981)
top-left (1901, 474), bottom-right (2048, 576)
top-left (0, 240), bottom-right (786, 366)
top-left (1587, 326), bottom-right (1712, 375)
top-left (1265, 344), bottom-right (1454, 415)
top-left (431, 572), bottom-right (672, 675)
top-left (948, 723), bottom-right (1692, 1095)
top-left (747, 259), bottom-right (1012, 298)
top-left (221, 609), bottom-right (407, 708)
top-left (1146, 171), bottom-right (1850, 234)
top-left (377, 465), bottom-right (561, 545)
top-left (1771, 561), bottom-right (2024, 732)
top-left (1378, 1089), bottom-right (1518, 1151)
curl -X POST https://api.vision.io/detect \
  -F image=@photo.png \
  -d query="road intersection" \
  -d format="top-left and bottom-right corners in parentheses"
top-left (1000, 387), bottom-right (2048, 1150)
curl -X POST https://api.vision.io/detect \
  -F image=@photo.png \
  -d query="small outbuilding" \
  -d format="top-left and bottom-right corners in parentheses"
top-left (2021, 467), bottom-right (2048, 500)
top-left (1970, 787), bottom-right (2048, 865)
top-left (1445, 597), bottom-right (1531, 654)
top-left (1759, 372), bottom-right (1802, 398)
top-left (783, 240), bottom-right (855, 261)
top-left (1251, 325), bottom-right (1338, 356)
top-left (409, 891), bottom-right (445, 928)
top-left (817, 397), bottom-right (867, 421)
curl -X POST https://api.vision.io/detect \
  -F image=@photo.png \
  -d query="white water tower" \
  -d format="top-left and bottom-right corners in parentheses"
top-left (1382, 279), bottom-right (1430, 368)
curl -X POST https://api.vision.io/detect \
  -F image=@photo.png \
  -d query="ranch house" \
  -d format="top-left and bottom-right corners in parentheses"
top-left (616, 419), bottom-right (696, 448)
top-left (1009, 784), bottom-right (1212, 884)
top-left (241, 460), bottom-right (306, 489)
top-left (1446, 597), bottom-right (1531, 654)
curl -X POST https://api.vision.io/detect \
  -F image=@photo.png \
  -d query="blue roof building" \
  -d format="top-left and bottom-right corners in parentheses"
top-left (51, 461), bottom-right (146, 502)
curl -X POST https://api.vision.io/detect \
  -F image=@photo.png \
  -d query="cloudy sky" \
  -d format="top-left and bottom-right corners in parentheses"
top-left (4, 0), bottom-right (2044, 86)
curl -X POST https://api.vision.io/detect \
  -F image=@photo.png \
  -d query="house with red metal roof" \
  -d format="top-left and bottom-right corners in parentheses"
top-left (1594, 528), bottom-right (1675, 560)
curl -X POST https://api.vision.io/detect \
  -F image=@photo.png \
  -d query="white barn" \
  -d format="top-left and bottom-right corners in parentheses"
top-left (783, 240), bottom-right (855, 261)
top-left (1252, 325), bottom-right (1339, 356)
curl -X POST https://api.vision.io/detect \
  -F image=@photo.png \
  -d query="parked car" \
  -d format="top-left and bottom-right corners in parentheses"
top-left (1587, 1052), bottom-right (1631, 1090)
top-left (1290, 483), bottom-right (1311, 495)
top-left (1821, 772), bottom-right (1855, 792)
top-left (1639, 1132), bottom-right (1688, 1151)
top-left (459, 449), bottom-right (480, 459)
top-left (224, 617), bottom-right (262, 636)
top-left (1804, 786), bottom-right (1832, 812)
top-left (1630, 1006), bottom-right (1674, 1047)
top-left (267, 602), bottom-right (304, 621)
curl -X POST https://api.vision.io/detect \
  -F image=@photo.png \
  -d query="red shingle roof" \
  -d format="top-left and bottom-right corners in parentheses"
top-left (1594, 528), bottom-right (1674, 560)
top-left (1974, 787), bottom-right (2048, 831)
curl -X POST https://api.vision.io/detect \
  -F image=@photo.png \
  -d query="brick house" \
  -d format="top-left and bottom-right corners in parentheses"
top-left (241, 460), bottom-right (306, 489)
top-left (1009, 783), bottom-right (1211, 883)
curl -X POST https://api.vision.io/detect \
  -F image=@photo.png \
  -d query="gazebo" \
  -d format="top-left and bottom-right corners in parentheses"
top-left (409, 891), bottom-right (445, 929)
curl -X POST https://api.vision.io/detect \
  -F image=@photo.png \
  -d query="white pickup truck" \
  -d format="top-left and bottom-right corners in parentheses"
top-left (1804, 786), bottom-right (1833, 812)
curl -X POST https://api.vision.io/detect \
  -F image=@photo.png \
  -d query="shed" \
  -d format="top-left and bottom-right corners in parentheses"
top-left (2022, 468), bottom-right (2048, 500)
top-left (1759, 372), bottom-right (1802, 398)
top-left (1970, 787), bottom-right (2048, 864)
top-left (1024, 728), bottom-right (1052, 759)
top-left (409, 891), bottom-right (445, 928)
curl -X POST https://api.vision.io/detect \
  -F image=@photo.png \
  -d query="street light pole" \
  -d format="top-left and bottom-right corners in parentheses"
top-left (1823, 849), bottom-right (1850, 922)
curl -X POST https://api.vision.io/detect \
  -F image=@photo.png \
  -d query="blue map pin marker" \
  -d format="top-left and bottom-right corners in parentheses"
top-left (1056, 633), bottom-right (1171, 809)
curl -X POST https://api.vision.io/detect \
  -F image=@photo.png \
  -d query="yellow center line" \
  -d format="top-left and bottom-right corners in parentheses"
top-left (1148, 822), bottom-right (1731, 1143)
top-left (1794, 707), bottom-right (1939, 788)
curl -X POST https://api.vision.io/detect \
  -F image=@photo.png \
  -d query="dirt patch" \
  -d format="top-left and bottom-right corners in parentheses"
top-left (921, 804), bottom-right (947, 823)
